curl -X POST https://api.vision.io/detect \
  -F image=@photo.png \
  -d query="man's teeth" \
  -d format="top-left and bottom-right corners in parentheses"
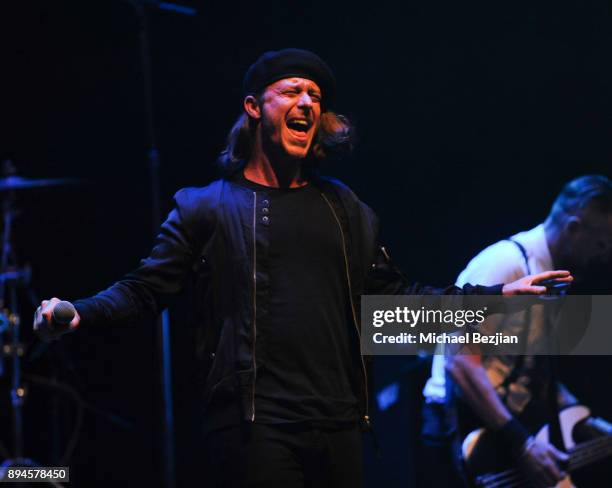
top-left (286, 119), bottom-right (310, 134)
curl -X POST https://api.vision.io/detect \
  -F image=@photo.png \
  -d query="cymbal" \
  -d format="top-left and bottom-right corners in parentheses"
top-left (0, 175), bottom-right (81, 192)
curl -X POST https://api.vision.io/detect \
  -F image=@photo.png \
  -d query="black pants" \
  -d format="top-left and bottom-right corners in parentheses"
top-left (203, 423), bottom-right (363, 488)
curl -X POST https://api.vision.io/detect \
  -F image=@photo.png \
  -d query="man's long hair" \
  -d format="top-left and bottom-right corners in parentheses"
top-left (217, 104), bottom-right (355, 176)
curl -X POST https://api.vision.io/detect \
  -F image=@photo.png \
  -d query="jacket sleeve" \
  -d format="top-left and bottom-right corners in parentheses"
top-left (73, 189), bottom-right (204, 327)
top-left (364, 243), bottom-right (504, 296)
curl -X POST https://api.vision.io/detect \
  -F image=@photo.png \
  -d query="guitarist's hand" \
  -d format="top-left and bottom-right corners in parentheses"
top-left (518, 438), bottom-right (568, 488)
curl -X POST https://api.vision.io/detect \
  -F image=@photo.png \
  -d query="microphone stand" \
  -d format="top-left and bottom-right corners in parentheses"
top-left (123, 3), bottom-right (196, 488)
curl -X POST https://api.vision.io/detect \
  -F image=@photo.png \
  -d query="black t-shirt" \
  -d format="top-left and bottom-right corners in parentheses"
top-left (236, 173), bottom-right (360, 426)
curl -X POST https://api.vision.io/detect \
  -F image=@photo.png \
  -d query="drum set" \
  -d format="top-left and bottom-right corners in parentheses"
top-left (0, 159), bottom-right (79, 484)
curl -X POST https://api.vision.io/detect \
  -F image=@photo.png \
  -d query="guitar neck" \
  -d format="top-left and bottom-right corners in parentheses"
top-left (475, 436), bottom-right (612, 488)
top-left (569, 434), bottom-right (612, 472)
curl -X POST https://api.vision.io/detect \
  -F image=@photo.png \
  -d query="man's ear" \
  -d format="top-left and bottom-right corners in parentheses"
top-left (244, 95), bottom-right (261, 120)
top-left (565, 216), bottom-right (582, 235)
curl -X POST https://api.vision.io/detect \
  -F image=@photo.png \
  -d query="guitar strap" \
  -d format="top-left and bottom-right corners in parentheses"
top-left (507, 239), bottom-right (530, 274)
top-left (501, 239), bottom-right (531, 384)
top-left (544, 317), bottom-right (565, 449)
top-left (506, 239), bottom-right (564, 450)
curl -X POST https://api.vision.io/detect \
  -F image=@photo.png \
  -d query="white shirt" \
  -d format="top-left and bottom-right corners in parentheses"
top-left (423, 224), bottom-right (553, 412)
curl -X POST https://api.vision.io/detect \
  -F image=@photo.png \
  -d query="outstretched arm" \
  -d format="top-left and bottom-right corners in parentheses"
top-left (34, 189), bottom-right (207, 339)
top-left (364, 243), bottom-right (572, 296)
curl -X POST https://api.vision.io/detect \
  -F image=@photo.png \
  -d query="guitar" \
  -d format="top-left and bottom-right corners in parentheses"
top-left (462, 405), bottom-right (612, 488)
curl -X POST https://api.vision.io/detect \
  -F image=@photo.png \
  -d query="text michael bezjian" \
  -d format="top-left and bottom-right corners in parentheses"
top-left (372, 331), bottom-right (518, 345)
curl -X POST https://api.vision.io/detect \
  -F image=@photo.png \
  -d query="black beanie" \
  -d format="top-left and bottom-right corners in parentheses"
top-left (243, 48), bottom-right (336, 109)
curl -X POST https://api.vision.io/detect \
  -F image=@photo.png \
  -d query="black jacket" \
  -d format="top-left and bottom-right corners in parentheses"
top-left (75, 175), bottom-right (502, 430)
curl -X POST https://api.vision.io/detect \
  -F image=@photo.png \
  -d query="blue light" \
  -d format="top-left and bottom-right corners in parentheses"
top-left (159, 2), bottom-right (197, 15)
top-left (377, 382), bottom-right (400, 411)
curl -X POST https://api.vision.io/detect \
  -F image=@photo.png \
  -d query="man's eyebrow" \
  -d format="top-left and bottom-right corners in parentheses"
top-left (278, 80), bottom-right (321, 95)
top-left (279, 81), bottom-right (300, 89)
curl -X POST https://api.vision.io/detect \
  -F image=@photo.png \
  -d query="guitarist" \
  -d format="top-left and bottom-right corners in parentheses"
top-left (422, 175), bottom-right (612, 488)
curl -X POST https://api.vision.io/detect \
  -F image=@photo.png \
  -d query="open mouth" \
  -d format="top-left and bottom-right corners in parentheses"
top-left (285, 118), bottom-right (312, 139)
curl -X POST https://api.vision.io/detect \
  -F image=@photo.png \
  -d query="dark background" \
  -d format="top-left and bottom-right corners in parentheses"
top-left (1, 0), bottom-right (611, 486)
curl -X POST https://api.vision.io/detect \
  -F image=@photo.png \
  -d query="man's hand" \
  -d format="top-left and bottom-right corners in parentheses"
top-left (33, 297), bottom-right (80, 342)
top-left (502, 270), bottom-right (573, 296)
top-left (518, 437), bottom-right (568, 488)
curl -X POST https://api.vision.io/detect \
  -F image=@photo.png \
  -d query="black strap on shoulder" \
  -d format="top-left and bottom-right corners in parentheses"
top-left (505, 239), bottom-right (563, 448)
top-left (499, 238), bottom-right (532, 389)
top-left (507, 239), bottom-right (531, 275)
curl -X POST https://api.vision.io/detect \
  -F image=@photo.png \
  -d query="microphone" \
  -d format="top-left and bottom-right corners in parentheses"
top-left (52, 301), bottom-right (76, 326)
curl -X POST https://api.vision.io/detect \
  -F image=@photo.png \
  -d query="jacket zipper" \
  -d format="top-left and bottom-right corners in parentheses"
top-left (251, 191), bottom-right (257, 421)
top-left (320, 193), bottom-right (370, 428)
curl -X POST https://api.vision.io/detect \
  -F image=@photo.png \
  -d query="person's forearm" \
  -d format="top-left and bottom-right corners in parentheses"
top-left (74, 198), bottom-right (200, 328)
top-left (74, 279), bottom-right (156, 327)
top-left (446, 356), bottom-right (511, 429)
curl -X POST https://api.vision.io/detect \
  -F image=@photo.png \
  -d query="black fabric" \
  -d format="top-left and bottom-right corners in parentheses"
top-left (203, 422), bottom-right (363, 488)
top-left (73, 174), bottom-right (505, 431)
top-left (243, 48), bottom-right (336, 109)
top-left (496, 417), bottom-right (531, 458)
top-left (234, 174), bottom-right (359, 426)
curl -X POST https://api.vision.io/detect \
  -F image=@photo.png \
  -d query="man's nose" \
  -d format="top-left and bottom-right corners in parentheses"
top-left (297, 92), bottom-right (313, 109)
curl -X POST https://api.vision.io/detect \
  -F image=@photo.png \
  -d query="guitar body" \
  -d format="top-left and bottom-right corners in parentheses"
top-left (462, 405), bottom-right (591, 488)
